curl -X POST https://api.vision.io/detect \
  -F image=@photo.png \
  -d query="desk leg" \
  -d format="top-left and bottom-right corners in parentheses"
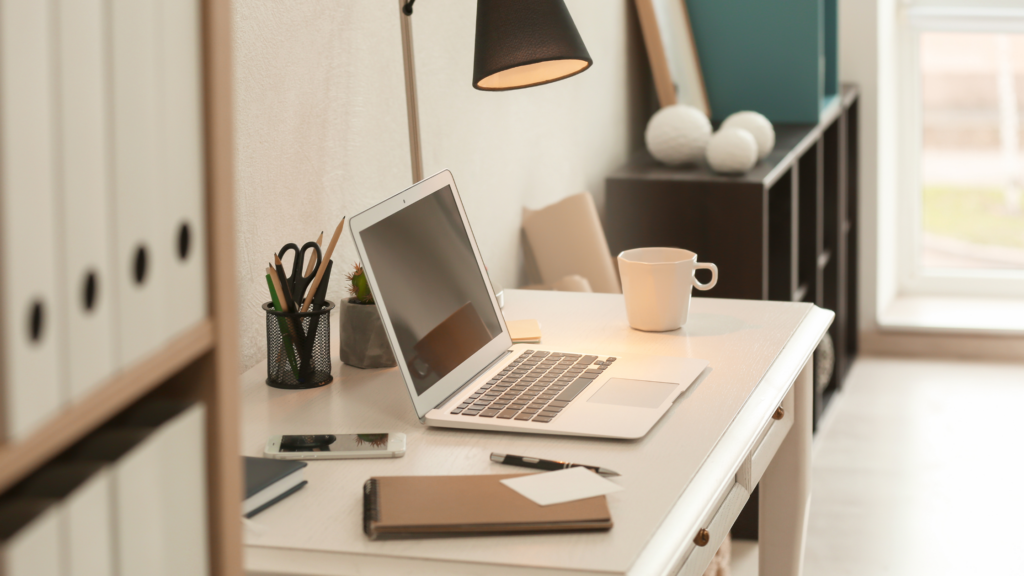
top-left (759, 360), bottom-right (812, 576)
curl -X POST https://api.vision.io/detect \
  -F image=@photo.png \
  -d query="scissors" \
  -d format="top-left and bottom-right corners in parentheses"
top-left (278, 241), bottom-right (322, 305)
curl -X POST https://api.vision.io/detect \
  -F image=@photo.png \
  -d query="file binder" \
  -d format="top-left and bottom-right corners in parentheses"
top-left (119, 400), bottom-right (209, 576)
top-left (56, 0), bottom-right (118, 401)
top-left (0, 499), bottom-right (62, 576)
top-left (14, 462), bottom-right (114, 576)
top-left (158, 0), bottom-right (209, 338)
top-left (110, 0), bottom-right (168, 367)
top-left (69, 429), bottom-right (166, 576)
top-left (0, 0), bottom-right (65, 440)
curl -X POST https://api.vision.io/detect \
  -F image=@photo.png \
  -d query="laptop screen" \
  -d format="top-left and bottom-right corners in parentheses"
top-left (360, 185), bottom-right (503, 396)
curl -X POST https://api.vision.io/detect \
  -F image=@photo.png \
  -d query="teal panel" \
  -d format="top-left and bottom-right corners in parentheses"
top-left (824, 0), bottom-right (838, 96)
top-left (687, 0), bottom-right (824, 123)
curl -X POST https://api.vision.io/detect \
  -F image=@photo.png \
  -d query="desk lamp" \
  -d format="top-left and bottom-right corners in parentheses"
top-left (399, 0), bottom-right (592, 182)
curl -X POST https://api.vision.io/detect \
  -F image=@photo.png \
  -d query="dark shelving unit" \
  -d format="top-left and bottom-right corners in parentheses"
top-left (604, 85), bottom-right (860, 540)
top-left (606, 85), bottom-right (859, 427)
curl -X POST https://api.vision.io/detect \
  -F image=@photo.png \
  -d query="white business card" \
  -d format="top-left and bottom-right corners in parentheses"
top-left (500, 466), bottom-right (623, 506)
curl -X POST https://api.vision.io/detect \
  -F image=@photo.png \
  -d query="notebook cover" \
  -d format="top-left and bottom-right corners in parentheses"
top-left (245, 481), bottom-right (308, 519)
top-left (244, 457), bottom-right (306, 500)
top-left (363, 473), bottom-right (612, 540)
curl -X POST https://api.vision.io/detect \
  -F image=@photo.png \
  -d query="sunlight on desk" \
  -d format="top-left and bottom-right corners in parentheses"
top-left (241, 290), bottom-right (832, 576)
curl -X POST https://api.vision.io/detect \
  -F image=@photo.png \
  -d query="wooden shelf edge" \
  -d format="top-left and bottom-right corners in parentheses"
top-left (0, 319), bottom-right (215, 493)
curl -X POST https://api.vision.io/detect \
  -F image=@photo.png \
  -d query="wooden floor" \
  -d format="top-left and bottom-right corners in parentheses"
top-left (734, 355), bottom-right (1024, 575)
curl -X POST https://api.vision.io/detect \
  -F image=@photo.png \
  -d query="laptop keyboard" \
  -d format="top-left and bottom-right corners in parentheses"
top-left (450, 350), bottom-right (615, 423)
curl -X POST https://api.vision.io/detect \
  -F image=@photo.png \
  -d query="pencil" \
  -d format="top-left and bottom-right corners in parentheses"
top-left (300, 217), bottom-right (345, 312)
top-left (274, 254), bottom-right (296, 312)
top-left (268, 265), bottom-right (299, 369)
top-left (268, 263), bottom-right (303, 345)
top-left (267, 264), bottom-right (286, 313)
top-left (267, 270), bottom-right (301, 379)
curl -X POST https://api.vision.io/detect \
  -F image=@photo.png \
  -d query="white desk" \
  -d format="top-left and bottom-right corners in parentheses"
top-left (241, 290), bottom-right (832, 576)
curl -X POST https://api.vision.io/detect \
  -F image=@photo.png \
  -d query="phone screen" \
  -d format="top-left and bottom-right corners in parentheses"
top-left (278, 433), bottom-right (390, 453)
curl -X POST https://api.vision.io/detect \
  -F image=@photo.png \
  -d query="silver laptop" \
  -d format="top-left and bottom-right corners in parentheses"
top-left (349, 170), bottom-right (708, 439)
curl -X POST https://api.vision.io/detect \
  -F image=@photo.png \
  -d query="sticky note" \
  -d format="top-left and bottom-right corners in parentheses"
top-left (507, 319), bottom-right (542, 343)
top-left (500, 466), bottom-right (623, 506)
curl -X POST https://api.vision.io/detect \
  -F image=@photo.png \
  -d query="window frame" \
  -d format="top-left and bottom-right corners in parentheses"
top-left (897, 6), bottom-right (1024, 299)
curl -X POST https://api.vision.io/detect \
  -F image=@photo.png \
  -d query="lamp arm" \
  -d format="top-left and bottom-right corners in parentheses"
top-left (399, 0), bottom-right (424, 183)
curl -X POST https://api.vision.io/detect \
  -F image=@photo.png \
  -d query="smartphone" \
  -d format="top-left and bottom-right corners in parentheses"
top-left (264, 433), bottom-right (406, 460)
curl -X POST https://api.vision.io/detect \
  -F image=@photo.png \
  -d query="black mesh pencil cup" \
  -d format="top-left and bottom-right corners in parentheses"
top-left (264, 301), bottom-right (335, 389)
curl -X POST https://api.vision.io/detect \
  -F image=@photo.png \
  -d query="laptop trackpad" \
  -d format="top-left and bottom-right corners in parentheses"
top-left (587, 378), bottom-right (678, 409)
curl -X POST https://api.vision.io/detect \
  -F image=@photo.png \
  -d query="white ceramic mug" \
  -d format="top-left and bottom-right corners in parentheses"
top-left (617, 248), bottom-right (718, 332)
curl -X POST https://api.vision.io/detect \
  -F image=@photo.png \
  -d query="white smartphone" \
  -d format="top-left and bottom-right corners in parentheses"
top-left (264, 433), bottom-right (406, 460)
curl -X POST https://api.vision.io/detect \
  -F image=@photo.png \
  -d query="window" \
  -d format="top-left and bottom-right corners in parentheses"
top-left (920, 32), bottom-right (1024, 270)
top-left (898, 6), bottom-right (1024, 298)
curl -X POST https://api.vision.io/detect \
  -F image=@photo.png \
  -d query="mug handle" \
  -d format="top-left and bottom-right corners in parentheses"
top-left (692, 262), bottom-right (718, 291)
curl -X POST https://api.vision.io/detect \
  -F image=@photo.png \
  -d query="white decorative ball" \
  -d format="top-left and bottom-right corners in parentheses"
top-left (644, 104), bottom-right (712, 165)
top-left (706, 127), bottom-right (759, 174)
top-left (721, 111), bottom-right (775, 160)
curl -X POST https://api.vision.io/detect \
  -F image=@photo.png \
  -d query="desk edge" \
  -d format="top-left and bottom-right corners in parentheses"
top-left (628, 306), bottom-right (834, 576)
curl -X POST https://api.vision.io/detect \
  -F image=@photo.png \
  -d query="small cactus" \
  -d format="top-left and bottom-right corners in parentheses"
top-left (346, 262), bottom-right (374, 304)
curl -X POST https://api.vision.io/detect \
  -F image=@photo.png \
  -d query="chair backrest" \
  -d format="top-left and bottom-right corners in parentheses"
top-left (522, 192), bottom-right (621, 294)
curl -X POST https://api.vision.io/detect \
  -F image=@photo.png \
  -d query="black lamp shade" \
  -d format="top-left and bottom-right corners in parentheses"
top-left (472, 0), bottom-right (592, 91)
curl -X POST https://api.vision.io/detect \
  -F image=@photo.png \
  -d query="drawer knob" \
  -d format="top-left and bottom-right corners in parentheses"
top-left (694, 528), bottom-right (710, 547)
top-left (773, 407), bottom-right (785, 420)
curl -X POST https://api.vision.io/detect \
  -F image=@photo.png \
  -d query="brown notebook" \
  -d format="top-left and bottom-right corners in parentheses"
top-left (362, 473), bottom-right (613, 540)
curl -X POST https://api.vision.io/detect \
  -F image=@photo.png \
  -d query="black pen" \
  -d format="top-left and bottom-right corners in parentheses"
top-left (491, 452), bottom-right (620, 477)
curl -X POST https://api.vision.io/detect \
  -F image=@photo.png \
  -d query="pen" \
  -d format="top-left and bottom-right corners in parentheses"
top-left (491, 452), bottom-right (620, 477)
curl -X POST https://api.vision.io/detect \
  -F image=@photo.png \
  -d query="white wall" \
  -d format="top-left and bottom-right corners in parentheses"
top-left (233, 1), bottom-right (650, 370)
top-left (840, 0), bottom-right (899, 333)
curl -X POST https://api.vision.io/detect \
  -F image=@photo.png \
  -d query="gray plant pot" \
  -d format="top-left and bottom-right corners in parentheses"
top-left (338, 298), bottom-right (397, 369)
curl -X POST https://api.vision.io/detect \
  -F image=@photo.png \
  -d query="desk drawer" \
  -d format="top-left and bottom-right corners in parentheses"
top-left (675, 482), bottom-right (750, 576)
top-left (736, 385), bottom-right (795, 492)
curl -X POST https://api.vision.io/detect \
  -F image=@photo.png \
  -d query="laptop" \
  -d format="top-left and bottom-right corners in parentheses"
top-left (349, 170), bottom-right (708, 439)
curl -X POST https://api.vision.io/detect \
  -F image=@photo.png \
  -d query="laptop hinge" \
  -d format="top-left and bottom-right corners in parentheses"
top-left (428, 349), bottom-right (514, 420)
